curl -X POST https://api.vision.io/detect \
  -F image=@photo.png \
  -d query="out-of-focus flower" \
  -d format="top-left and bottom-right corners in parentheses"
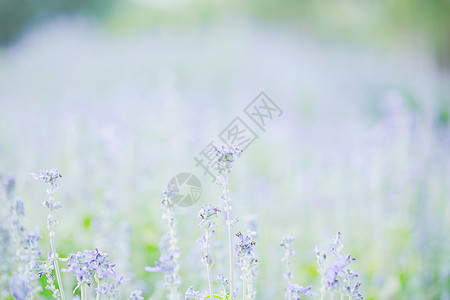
top-left (129, 289), bottom-right (144, 300)
top-left (236, 231), bottom-right (258, 299)
top-left (185, 286), bottom-right (207, 300)
top-left (145, 184), bottom-right (181, 299)
top-left (30, 169), bottom-right (62, 185)
top-left (286, 284), bottom-right (316, 300)
top-left (316, 233), bottom-right (363, 299)
top-left (9, 273), bottom-right (28, 300)
top-left (281, 235), bottom-right (316, 299)
top-left (95, 275), bottom-right (130, 298)
top-left (62, 248), bottom-right (116, 287)
top-left (208, 144), bottom-right (243, 178)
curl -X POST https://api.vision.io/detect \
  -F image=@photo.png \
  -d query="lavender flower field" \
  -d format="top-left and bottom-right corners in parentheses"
top-left (0, 2), bottom-right (450, 299)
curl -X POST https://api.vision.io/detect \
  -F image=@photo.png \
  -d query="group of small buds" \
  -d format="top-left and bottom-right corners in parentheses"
top-left (316, 232), bottom-right (364, 299)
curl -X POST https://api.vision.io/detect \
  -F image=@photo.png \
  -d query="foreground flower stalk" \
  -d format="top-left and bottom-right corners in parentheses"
top-left (236, 232), bottom-right (258, 300)
top-left (210, 144), bottom-right (242, 299)
top-left (31, 169), bottom-right (65, 299)
top-left (316, 233), bottom-right (363, 300)
top-left (145, 184), bottom-right (181, 300)
top-left (197, 204), bottom-right (220, 299)
top-left (281, 235), bottom-right (315, 300)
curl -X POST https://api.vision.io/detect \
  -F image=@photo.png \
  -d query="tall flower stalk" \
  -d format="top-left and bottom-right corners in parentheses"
top-left (31, 169), bottom-right (65, 299)
top-left (197, 204), bottom-right (220, 299)
top-left (236, 232), bottom-right (258, 300)
top-left (9, 197), bottom-right (42, 299)
top-left (145, 184), bottom-right (181, 300)
top-left (316, 233), bottom-right (363, 300)
top-left (210, 144), bottom-right (242, 299)
top-left (281, 235), bottom-right (315, 300)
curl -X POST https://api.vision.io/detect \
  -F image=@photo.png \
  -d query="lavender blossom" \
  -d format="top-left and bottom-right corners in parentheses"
top-left (316, 233), bottom-right (364, 299)
top-left (197, 204), bottom-right (220, 299)
top-left (209, 144), bottom-right (243, 177)
top-left (31, 169), bottom-right (65, 299)
top-left (286, 284), bottom-right (316, 300)
top-left (184, 286), bottom-right (208, 300)
top-left (9, 273), bottom-right (28, 300)
top-left (146, 184), bottom-right (181, 300)
top-left (208, 144), bottom-right (243, 299)
top-left (281, 235), bottom-right (316, 300)
top-left (7, 194), bottom-right (42, 299)
top-left (22, 227), bottom-right (42, 298)
top-left (129, 289), bottom-right (144, 300)
top-left (236, 232), bottom-right (258, 300)
top-left (95, 275), bottom-right (130, 298)
top-left (62, 248), bottom-right (116, 286)
top-left (216, 273), bottom-right (229, 297)
top-left (0, 174), bottom-right (14, 298)
top-left (39, 252), bottom-right (60, 299)
top-left (0, 224), bottom-right (11, 299)
top-left (281, 235), bottom-right (296, 285)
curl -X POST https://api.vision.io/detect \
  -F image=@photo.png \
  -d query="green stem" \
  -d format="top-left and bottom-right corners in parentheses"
top-left (80, 284), bottom-right (85, 300)
top-left (243, 279), bottom-right (246, 300)
top-left (50, 230), bottom-right (65, 300)
top-left (206, 264), bottom-right (213, 300)
top-left (95, 274), bottom-right (100, 300)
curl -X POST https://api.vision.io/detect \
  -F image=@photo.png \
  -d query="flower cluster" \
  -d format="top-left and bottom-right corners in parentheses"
top-left (316, 233), bottom-right (363, 299)
top-left (281, 235), bottom-right (316, 300)
top-left (197, 204), bottom-right (220, 299)
top-left (129, 289), bottom-right (144, 300)
top-left (0, 174), bottom-right (42, 300)
top-left (185, 285), bottom-right (208, 300)
top-left (216, 273), bottom-right (229, 296)
top-left (30, 169), bottom-right (62, 185)
top-left (39, 253), bottom-right (59, 298)
top-left (31, 169), bottom-right (65, 298)
top-left (145, 236), bottom-right (180, 279)
top-left (9, 273), bottom-right (28, 300)
top-left (236, 231), bottom-right (258, 300)
top-left (209, 144), bottom-right (243, 178)
top-left (208, 144), bottom-right (243, 297)
top-left (95, 275), bottom-right (130, 298)
top-left (198, 204), bottom-right (219, 265)
top-left (281, 235), bottom-right (296, 284)
top-left (62, 248), bottom-right (116, 286)
top-left (286, 284), bottom-right (316, 300)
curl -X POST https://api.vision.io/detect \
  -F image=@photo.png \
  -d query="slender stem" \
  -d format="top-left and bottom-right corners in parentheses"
top-left (226, 218), bottom-right (233, 298)
top-left (221, 176), bottom-right (234, 299)
top-left (50, 222), bottom-right (65, 300)
top-left (243, 280), bottom-right (246, 300)
top-left (80, 284), bottom-right (85, 300)
top-left (95, 273), bottom-right (100, 300)
top-left (340, 292), bottom-right (344, 300)
top-left (206, 264), bottom-right (213, 300)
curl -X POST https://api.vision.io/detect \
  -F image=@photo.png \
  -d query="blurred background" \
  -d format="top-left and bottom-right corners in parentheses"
top-left (0, 0), bottom-right (449, 299)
